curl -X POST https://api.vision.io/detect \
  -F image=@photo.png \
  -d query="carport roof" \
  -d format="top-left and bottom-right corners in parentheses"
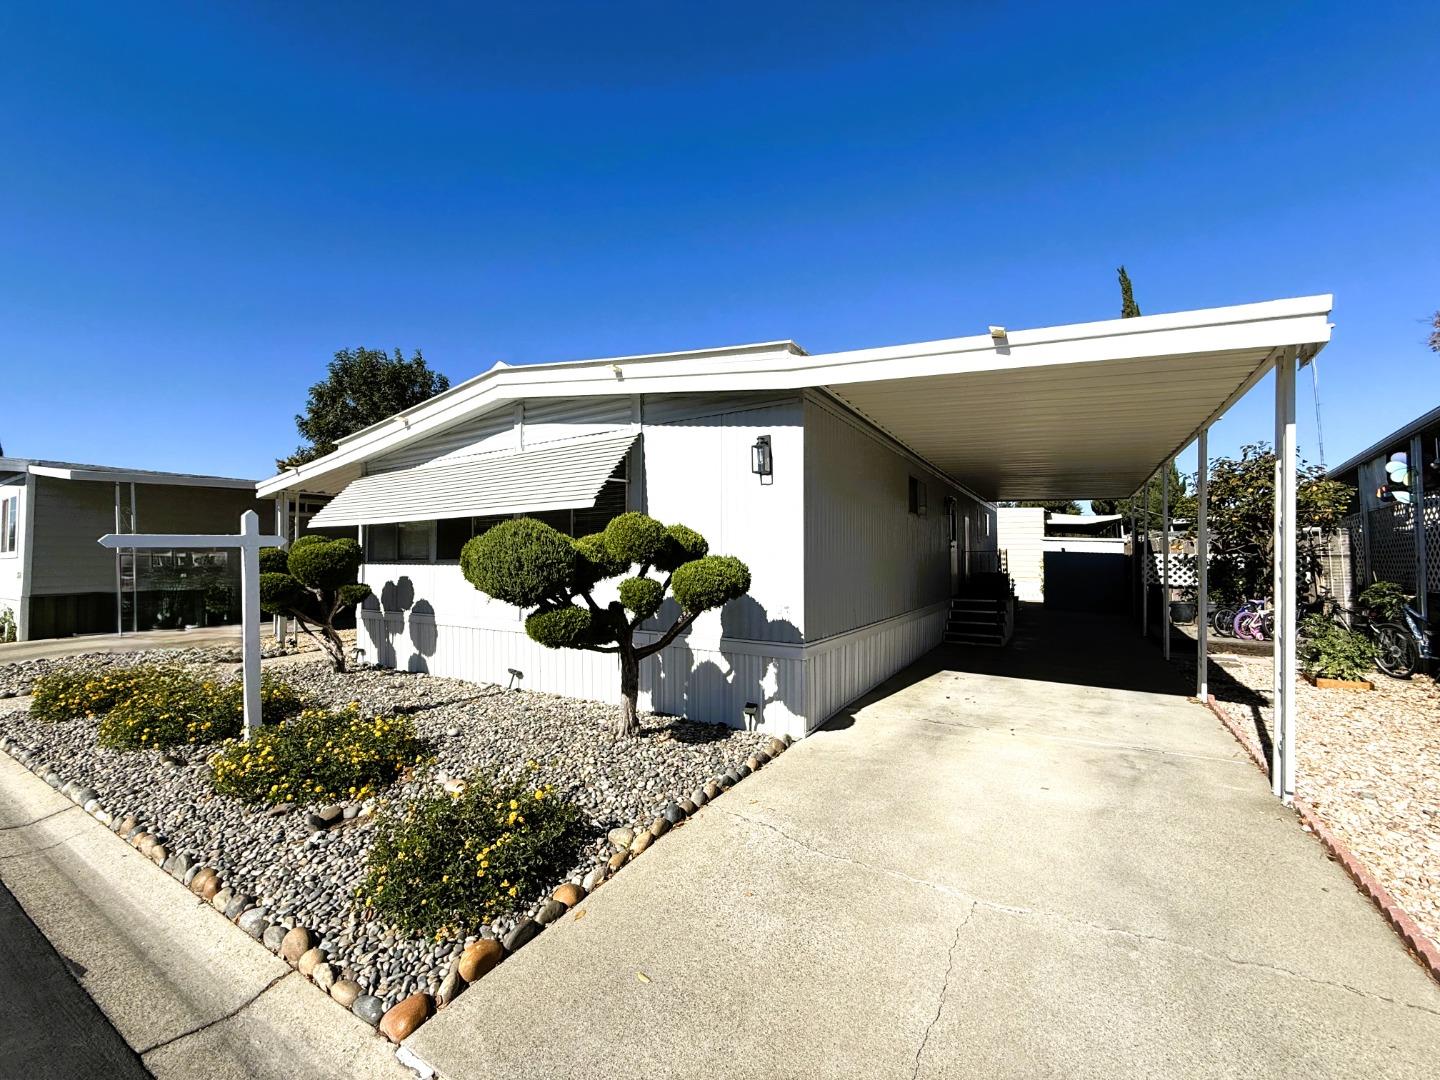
top-left (260, 295), bottom-right (1332, 503)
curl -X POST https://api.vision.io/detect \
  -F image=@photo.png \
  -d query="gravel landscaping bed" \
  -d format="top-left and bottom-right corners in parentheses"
top-left (1206, 649), bottom-right (1440, 949)
top-left (0, 643), bottom-right (296, 698)
top-left (0, 658), bottom-right (773, 1013)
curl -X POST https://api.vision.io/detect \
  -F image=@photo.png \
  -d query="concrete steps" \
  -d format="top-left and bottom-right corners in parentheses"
top-left (943, 596), bottom-right (1013, 646)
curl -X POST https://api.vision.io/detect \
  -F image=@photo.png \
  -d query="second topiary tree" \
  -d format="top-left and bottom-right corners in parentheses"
top-left (258, 535), bottom-right (373, 673)
top-left (461, 512), bottom-right (751, 737)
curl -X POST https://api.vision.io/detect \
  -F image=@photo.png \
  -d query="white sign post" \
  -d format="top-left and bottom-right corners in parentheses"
top-left (99, 510), bottom-right (286, 740)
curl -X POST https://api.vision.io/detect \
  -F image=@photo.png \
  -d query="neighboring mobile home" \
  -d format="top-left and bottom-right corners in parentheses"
top-left (0, 458), bottom-right (271, 641)
top-left (259, 298), bottom-right (1335, 738)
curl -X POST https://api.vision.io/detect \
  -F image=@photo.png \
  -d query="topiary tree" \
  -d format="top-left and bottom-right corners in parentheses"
top-left (460, 513), bottom-right (751, 737)
top-left (258, 535), bottom-right (372, 672)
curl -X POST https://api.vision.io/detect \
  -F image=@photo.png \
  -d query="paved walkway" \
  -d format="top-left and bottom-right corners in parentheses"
top-left (0, 625), bottom-right (245, 663)
top-left (411, 610), bottom-right (1440, 1079)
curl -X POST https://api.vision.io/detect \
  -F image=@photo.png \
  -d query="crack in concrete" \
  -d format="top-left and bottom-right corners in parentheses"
top-left (720, 808), bottom-right (1440, 1018)
top-left (0, 828), bottom-right (91, 859)
top-left (0, 806), bottom-right (73, 831)
top-left (136, 970), bottom-right (292, 1058)
top-left (911, 901), bottom-right (976, 1080)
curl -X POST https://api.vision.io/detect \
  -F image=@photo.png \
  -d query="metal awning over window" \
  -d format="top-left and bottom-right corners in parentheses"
top-left (308, 432), bottom-right (638, 528)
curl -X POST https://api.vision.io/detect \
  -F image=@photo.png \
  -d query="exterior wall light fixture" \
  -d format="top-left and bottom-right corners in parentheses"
top-left (751, 435), bottom-right (773, 484)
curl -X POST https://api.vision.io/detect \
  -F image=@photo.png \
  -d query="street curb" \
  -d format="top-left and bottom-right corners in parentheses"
top-left (1203, 694), bottom-right (1440, 985)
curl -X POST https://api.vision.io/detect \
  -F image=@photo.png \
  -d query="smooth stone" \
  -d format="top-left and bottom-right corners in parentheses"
top-left (351, 994), bottom-right (385, 1027)
top-left (607, 826), bottom-right (635, 851)
top-left (737, 763), bottom-right (752, 779)
top-left (315, 804), bottom-right (343, 824)
top-left (456, 939), bottom-right (503, 982)
top-left (755, 750), bottom-right (772, 764)
top-left (297, 946), bottom-right (325, 976)
top-left (265, 802), bottom-right (296, 817)
top-left (169, 854), bottom-right (192, 881)
top-left (746, 756), bottom-right (763, 772)
top-left (723, 769), bottom-right (742, 786)
top-left (198, 874), bottom-right (223, 902)
top-left (182, 864), bottom-right (201, 886)
top-left (187, 868), bottom-right (217, 896)
top-left (224, 893), bottom-right (254, 920)
top-left (501, 918), bottom-right (541, 953)
top-left (330, 979), bottom-right (362, 1008)
top-left (630, 831), bottom-right (653, 856)
top-left (534, 900), bottom-right (566, 926)
top-left (148, 844), bottom-right (168, 865)
top-left (581, 865), bottom-right (606, 892)
top-left (380, 992), bottom-right (434, 1043)
top-left (304, 813), bottom-right (330, 833)
top-left (690, 788), bottom-right (709, 807)
top-left (237, 909), bottom-right (269, 939)
top-left (607, 850), bottom-right (629, 873)
top-left (132, 833), bottom-right (154, 853)
top-left (210, 887), bottom-right (234, 913)
top-left (552, 882), bottom-right (584, 908)
top-left (435, 968), bottom-right (463, 1008)
top-left (649, 816), bottom-right (671, 839)
top-left (280, 926), bottom-right (314, 964)
top-left (662, 802), bottom-right (686, 825)
top-left (678, 799), bottom-right (698, 816)
top-left (161, 853), bottom-right (179, 876)
top-left (703, 781), bottom-right (721, 800)
top-left (312, 963), bottom-right (336, 993)
top-left (262, 925), bottom-right (286, 952)
top-left (768, 737), bottom-right (788, 756)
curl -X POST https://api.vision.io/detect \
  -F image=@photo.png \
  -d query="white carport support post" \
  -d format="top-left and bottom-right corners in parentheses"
top-left (1141, 478), bottom-right (1152, 637)
top-left (1272, 349), bottom-right (1299, 803)
top-left (1413, 433), bottom-right (1429, 621)
top-left (1162, 462), bottom-right (1171, 660)
top-left (1196, 428), bottom-right (1209, 700)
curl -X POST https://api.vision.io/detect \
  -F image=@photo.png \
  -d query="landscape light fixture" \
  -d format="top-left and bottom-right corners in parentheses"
top-left (743, 702), bottom-right (759, 730)
top-left (751, 435), bottom-right (773, 484)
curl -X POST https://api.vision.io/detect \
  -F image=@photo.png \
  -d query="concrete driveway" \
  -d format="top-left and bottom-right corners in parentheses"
top-left (410, 610), bottom-right (1440, 1079)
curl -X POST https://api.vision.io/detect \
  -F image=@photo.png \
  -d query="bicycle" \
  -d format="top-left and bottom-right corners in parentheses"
top-left (1233, 598), bottom-right (1271, 641)
top-left (1334, 596), bottom-right (1428, 679)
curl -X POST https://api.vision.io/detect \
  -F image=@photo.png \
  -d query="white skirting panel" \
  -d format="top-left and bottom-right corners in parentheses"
top-left (359, 613), bottom-right (809, 740)
top-left (802, 601), bottom-right (950, 733)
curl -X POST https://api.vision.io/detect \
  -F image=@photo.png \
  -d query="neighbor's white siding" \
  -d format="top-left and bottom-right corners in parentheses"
top-left (801, 393), bottom-right (994, 729)
top-left (357, 391), bottom-right (810, 737)
top-left (0, 475), bottom-right (26, 635)
top-left (997, 507), bottom-right (1045, 602)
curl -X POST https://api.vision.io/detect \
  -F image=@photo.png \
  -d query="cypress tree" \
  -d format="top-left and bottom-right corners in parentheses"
top-left (1118, 266), bottom-right (1141, 318)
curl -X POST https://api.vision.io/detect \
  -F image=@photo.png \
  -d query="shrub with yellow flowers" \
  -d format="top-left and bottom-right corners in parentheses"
top-left (209, 704), bottom-right (425, 805)
top-left (31, 664), bottom-right (305, 750)
top-left (357, 777), bottom-right (586, 936)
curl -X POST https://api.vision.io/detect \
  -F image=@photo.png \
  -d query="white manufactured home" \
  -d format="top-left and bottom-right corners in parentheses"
top-left (259, 297), bottom-right (1335, 740)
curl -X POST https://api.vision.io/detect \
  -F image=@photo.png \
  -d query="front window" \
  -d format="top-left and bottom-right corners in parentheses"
top-left (365, 521), bottom-right (433, 562)
top-left (1, 494), bottom-right (18, 553)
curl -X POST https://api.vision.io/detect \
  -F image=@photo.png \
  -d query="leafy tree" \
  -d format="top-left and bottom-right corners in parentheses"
top-left (1091, 461), bottom-right (1193, 520)
top-left (258, 536), bottom-right (373, 672)
top-left (1200, 442), bottom-right (1353, 601)
top-left (1429, 309), bottom-right (1439, 353)
top-left (999, 500), bottom-right (1083, 514)
top-left (1118, 265), bottom-right (1141, 318)
top-left (460, 513), bottom-right (751, 737)
top-left (278, 348), bottom-right (450, 470)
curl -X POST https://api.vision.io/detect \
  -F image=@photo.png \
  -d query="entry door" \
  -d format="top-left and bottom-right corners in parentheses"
top-left (947, 498), bottom-right (962, 594)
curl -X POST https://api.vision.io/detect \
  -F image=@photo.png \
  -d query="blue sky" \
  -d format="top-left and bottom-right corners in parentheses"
top-left (2, 1), bottom-right (1436, 491)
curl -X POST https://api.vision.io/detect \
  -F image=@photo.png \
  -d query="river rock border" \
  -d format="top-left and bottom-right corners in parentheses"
top-left (0, 729), bottom-right (792, 1046)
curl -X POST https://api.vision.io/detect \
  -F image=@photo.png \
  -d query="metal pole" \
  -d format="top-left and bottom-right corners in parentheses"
top-left (1162, 463), bottom-right (1171, 660)
top-left (1412, 434), bottom-right (1429, 620)
top-left (1273, 351), bottom-right (1298, 803)
top-left (1196, 428), bottom-right (1210, 700)
top-left (129, 482), bottom-right (138, 633)
top-left (114, 482), bottom-right (123, 635)
top-left (1141, 478), bottom-right (1151, 638)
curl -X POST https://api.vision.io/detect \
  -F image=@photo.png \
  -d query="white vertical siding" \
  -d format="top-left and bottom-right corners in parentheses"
top-left (0, 477), bottom-right (25, 626)
top-left (997, 507), bottom-right (1045, 602)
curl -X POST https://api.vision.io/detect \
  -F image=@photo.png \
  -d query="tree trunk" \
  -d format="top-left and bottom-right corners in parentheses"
top-left (617, 649), bottom-right (640, 738)
top-left (320, 624), bottom-right (348, 673)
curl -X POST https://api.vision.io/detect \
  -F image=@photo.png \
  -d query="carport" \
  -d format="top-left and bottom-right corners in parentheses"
top-left (810, 294), bottom-right (1331, 805)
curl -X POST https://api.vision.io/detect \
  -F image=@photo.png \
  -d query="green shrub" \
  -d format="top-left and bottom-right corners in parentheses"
top-left (210, 704), bottom-right (424, 804)
top-left (602, 511), bottom-right (666, 565)
top-left (30, 666), bottom-right (153, 724)
top-left (653, 524), bottom-right (708, 572)
top-left (1299, 615), bottom-right (1378, 682)
top-left (1358, 581), bottom-right (1408, 621)
top-left (671, 555), bottom-right (751, 613)
top-left (357, 777), bottom-right (586, 936)
top-left (95, 668), bottom-right (305, 749)
top-left (574, 532), bottom-right (627, 589)
top-left (0, 607), bottom-right (15, 644)
top-left (618, 575), bottom-right (664, 620)
top-left (461, 519), bottom-right (576, 607)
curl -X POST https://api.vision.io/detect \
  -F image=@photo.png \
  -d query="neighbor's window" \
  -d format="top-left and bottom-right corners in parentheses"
top-left (0, 494), bottom-right (17, 553)
top-left (435, 515), bottom-right (510, 560)
top-left (907, 476), bottom-right (927, 516)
